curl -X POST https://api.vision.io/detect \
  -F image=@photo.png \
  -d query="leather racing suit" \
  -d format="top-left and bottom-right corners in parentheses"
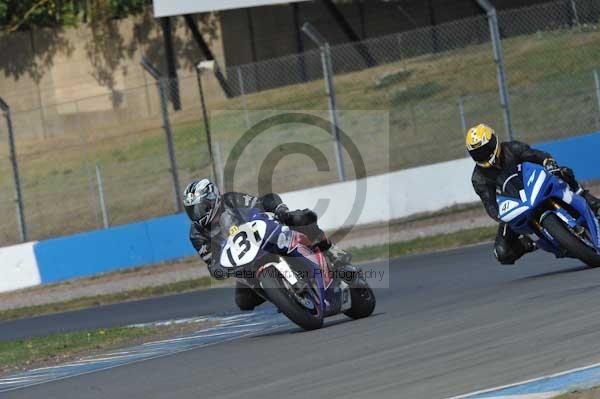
top-left (189, 192), bottom-right (329, 310)
top-left (471, 140), bottom-right (598, 264)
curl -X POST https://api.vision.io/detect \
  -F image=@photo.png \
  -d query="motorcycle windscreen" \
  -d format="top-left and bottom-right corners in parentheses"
top-left (497, 164), bottom-right (529, 223)
top-left (522, 162), bottom-right (552, 207)
top-left (496, 164), bottom-right (524, 199)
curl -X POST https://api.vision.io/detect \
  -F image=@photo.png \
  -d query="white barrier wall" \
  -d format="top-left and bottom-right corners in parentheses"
top-left (282, 157), bottom-right (479, 231)
top-left (2, 131), bottom-right (597, 294)
top-left (0, 158), bottom-right (480, 294)
top-left (0, 242), bottom-right (41, 292)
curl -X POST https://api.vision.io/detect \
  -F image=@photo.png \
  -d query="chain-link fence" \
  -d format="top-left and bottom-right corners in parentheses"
top-left (201, 0), bottom-right (600, 173)
top-left (500, 0), bottom-right (600, 138)
top-left (0, 80), bottom-right (212, 244)
top-left (1, 0), bottom-right (600, 246)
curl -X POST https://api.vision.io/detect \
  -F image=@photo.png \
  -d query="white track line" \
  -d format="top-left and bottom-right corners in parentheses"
top-left (447, 361), bottom-right (600, 399)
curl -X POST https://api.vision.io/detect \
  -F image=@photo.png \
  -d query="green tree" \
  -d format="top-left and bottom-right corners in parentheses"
top-left (0, 0), bottom-right (151, 32)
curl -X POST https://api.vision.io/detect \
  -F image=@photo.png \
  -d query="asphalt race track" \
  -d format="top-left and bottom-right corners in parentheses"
top-left (0, 287), bottom-right (238, 342)
top-left (5, 243), bottom-right (600, 399)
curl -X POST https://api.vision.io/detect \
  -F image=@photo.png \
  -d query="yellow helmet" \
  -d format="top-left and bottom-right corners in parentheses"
top-left (466, 124), bottom-right (500, 168)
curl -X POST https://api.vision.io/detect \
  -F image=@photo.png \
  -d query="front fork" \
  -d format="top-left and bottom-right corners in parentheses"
top-left (530, 200), bottom-right (571, 257)
top-left (537, 199), bottom-right (596, 252)
top-left (259, 256), bottom-right (326, 312)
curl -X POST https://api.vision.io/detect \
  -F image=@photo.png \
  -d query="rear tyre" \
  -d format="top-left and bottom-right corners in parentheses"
top-left (541, 213), bottom-right (600, 267)
top-left (259, 272), bottom-right (323, 331)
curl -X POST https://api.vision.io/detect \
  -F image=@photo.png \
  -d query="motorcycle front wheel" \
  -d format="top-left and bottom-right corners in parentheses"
top-left (542, 213), bottom-right (600, 267)
top-left (259, 271), bottom-right (323, 331)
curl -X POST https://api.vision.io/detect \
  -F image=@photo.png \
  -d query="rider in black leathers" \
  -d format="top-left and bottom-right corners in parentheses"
top-left (183, 179), bottom-right (351, 311)
top-left (467, 124), bottom-right (600, 265)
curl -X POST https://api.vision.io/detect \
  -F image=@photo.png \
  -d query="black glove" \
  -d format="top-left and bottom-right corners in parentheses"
top-left (285, 209), bottom-right (324, 246)
top-left (313, 235), bottom-right (332, 252)
top-left (274, 204), bottom-right (290, 223)
top-left (558, 166), bottom-right (581, 192)
top-left (286, 208), bottom-right (318, 227)
top-left (543, 158), bottom-right (560, 173)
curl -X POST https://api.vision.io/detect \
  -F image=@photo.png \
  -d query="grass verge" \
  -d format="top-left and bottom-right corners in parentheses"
top-left (552, 387), bottom-right (600, 398)
top-left (0, 276), bottom-right (219, 322)
top-left (351, 226), bottom-right (496, 263)
top-left (0, 225), bottom-right (496, 322)
top-left (0, 321), bottom-right (213, 377)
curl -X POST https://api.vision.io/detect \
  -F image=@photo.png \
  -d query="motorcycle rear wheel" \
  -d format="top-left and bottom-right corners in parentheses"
top-left (542, 213), bottom-right (600, 267)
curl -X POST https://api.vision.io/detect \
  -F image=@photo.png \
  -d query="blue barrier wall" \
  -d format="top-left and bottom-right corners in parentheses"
top-left (536, 130), bottom-right (600, 181)
top-left (29, 130), bottom-right (600, 285)
top-left (34, 213), bottom-right (196, 284)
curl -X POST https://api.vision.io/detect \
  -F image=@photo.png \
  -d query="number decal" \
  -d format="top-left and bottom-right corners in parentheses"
top-left (220, 220), bottom-right (267, 268)
top-left (226, 247), bottom-right (237, 266)
top-left (233, 231), bottom-right (251, 258)
top-left (499, 199), bottom-right (520, 215)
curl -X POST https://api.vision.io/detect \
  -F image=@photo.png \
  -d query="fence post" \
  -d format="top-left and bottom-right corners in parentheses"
top-left (571, 0), bottom-right (581, 30)
top-left (141, 67), bottom-right (153, 117)
top-left (593, 69), bottom-right (600, 121)
top-left (410, 104), bottom-right (419, 138)
top-left (196, 61), bottom-right (219, 183)
top-left (140, 57), bottom-right (183, 213)
top-left (302, 23), bottom-right (347, 182)
top-left (476, 1), bottom-right (515, 141)
top-left (213, 142), bottom-right (225, 189)
top-left (0, 97), bottom-right (27, 242)
top-left (237, 67), bottom-right (252, 128)
top-left (458, 96), bottom-right (467, 133)
top-left (396, 33), bottom-right (409, 74)
top-left (322, 43), bottom-right (348, 182)
top-left (95, 164), bottom-right (109, 229)
top-left (594, 68), bottom-right (600, 109)
top-left (159, 79), bottom-right (183, 212)
top-left (73, 100), bottom-right (102, 229)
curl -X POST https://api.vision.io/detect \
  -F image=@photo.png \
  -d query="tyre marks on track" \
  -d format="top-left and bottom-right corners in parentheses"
top-left (0, 309), bottom-right (291, 393)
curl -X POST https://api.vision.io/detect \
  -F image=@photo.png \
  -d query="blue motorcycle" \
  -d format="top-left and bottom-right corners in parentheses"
top-left (218, 208), bottom-right (376, 330)
top-left (497, 162), bottom-right (600, 266)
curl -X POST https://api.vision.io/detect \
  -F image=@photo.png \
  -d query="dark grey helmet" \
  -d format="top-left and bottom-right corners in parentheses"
top-left (182, 179), bottom-right (221, 226)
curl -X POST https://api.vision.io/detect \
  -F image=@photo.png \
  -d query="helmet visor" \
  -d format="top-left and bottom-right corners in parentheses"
top-left (469, 134), bottom-right (498, 164)
top-left (185, 192), bottom-right (218, 224)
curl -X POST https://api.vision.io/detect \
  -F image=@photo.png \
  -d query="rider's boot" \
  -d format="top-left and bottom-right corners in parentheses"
top-left (581, 189), bottom-right (600, 215)
top-left (325, 243), bottom-right (352, 269)
top-left (324, 244), bottom-right (360, 285)
top-left (519, 236), bottom-right (537, 254)
top-left (311, 233), bottom-right (352, 269)
top-left (314, 239), bottom-right (356, 283)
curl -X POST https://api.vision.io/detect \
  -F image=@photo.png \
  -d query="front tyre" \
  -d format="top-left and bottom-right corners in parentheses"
top-left (344, 273), bottom-right (376, 320)
top-left (259, 272), bottom-right (323, 331)
top-left (542, 213), bottom-right (600, 267)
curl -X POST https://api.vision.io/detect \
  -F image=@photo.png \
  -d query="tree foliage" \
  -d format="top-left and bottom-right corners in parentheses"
top-left (0, 0), bottom-right (219, 108)
top-left (0, 0), bottom-right (151, 32)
